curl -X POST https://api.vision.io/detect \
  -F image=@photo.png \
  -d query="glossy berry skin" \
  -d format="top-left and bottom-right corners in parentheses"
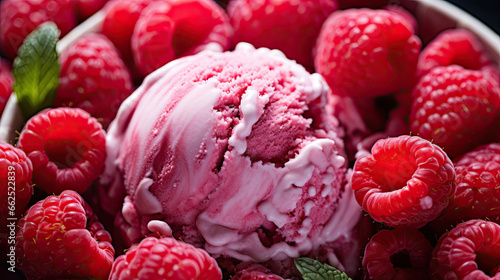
top-left (109, 236), bottom-right (222, 280)
top-left (362, 228), bottom-right (433, 280)
top-left (101, 0), bottom-right (150, 64)
top-left (132, 0), bottom-right (233, 77)
top-left (0, 0), bottom-right (77, 60)
top-left (431, 143), bottom-right (500, 234)
top-left (228, 0), bottom-right (338, 70)
top-left (0, 58), bottom-right (13, 116)
top-left (0, 142), bottom-right (33, 222)
top-left (351, 135), bottom-right (455, 228)
top-left (409, 65), bottom-right (500, 159)
top-left (55, 33), bottom-right (134, 128)
top-left (429, 219), bottom-right (500, 280)
top-left (15, 190), bottom-right (115, 280)
top-left (315, 8), bottom-right (421, 98)
top-left (17, 107), bottom-right (106, 195)
top-left (417, 29), bottom-right (492, 78)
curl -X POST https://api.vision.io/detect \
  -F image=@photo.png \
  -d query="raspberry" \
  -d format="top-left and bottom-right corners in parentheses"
top-left (429, 219), bottom-right (500, 280)
top-left (17, 107), bottom-right (106, 194)
top-left (351, 135), bottom-right (456, 228)
top-left (362, 228), bottom-right (433, 280)
top-left (109, 236), bottom-right (222, 280)
top-left (409, 65), bottom-right (500, 159)
top-left (132, 0), bottom-right (233, 77)
top-left (101, 0), bottom-right (150, 64)
top-left (228, 0), bottom-right (338, 70)
top-left (0, 58), bottom-right (13, 116)
top-left (314, 8), bottom-right (421, 98)
top-left (231, 263), bottom-right (287, 280)
top-left (0, 0), bottom-right (77, 60)
top-left (0, 142), bottom-right (33, 222)
top-left (15, 190), bottom-right (115, 279)
top-left (74, 0), bottom-right (108, 21)
top-left (417, 29), bottom-right (492, 78)
top-left (55, 33), bottom-right (134, 128)
top-left (431, 143), bottom-right (500, 234)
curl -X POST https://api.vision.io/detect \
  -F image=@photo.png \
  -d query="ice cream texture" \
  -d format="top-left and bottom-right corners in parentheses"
top-left (102, 43), bottom-right (362, 268)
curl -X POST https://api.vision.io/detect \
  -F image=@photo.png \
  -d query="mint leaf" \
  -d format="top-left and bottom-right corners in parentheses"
top-left (294, 257), bottom-right (352, 280)
top-left (13, 21), bottom-right (60, 119)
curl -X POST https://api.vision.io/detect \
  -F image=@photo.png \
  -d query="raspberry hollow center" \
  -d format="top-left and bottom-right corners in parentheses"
top-left (44, 136), bottom-right (86, 169)
top-left (390, 249), bottom-right (412, 268)
top-left (374, 152), bottom-right (417, 192)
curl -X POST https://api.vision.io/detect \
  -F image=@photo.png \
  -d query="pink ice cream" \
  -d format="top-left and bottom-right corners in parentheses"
top-left (102, 43), bottom-right (363, 275)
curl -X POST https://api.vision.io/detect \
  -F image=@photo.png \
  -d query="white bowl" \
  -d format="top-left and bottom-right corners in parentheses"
top-left (0, 0), bottom-right (499, 144)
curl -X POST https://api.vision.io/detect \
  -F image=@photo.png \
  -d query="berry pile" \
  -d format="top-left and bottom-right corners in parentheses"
top-left (0, 0), bottom-right (499, 280)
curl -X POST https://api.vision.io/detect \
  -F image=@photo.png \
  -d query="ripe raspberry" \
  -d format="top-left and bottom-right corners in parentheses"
top-left (0, 0), bottom-right (77, 60)
top-left (0, 58), bottom-right (13, 116)
top-left (417, 29), bottom-right (492, 78)
top-left (351, 135), bottom-right (456, 228)
top-left (429, 219), bottom-right (500, 280)
top-left (409, 65), bottom-right (500, 159)
top-left (109, 236), bottom-right (222, 280)
top-left (314, 8), bottom-right (421, 98)
top-left (74, 0), bottom-right (108, 21)
top-left (132, 0), bottom-right (233, 77)
top-left (362, 228), bottom-right (433, 280)
top-left (101, 0), bottom-right (150, 64)
top-left (228, 0), bottom-right (338, 70)
top-left (0, 142), bottom-right (33, 222)
top-left (55, 33), bottom-right (134, 128)
top-left (15, 190), bottom-right (115, 279)
top-left (231, 263), bottom-right (287, 280)
top-left (17, 107), bottom-right (106, 195)
top-left (431, 143), bottom-right (500, 234)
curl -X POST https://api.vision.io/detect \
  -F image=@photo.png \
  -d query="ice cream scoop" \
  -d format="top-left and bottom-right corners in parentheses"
top-left (102, 43), bottom-right (363, 274)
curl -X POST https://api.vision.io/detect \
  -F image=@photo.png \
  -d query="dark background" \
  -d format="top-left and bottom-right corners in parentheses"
top-left (445, 0), bottom-right (500, 34)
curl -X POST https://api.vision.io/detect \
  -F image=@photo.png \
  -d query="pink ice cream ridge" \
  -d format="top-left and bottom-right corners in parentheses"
top-left (102, 43), bottom-right (363, 272)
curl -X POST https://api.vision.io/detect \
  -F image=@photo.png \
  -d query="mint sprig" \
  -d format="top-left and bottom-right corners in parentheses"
top-left (12, 21), bottom-right (60, 119)
top-left (294, 257), bottom-right (352, 280)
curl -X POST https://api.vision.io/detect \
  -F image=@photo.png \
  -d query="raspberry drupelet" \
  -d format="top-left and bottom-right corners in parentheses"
top-left (351, 135), bottom-right (456, 228)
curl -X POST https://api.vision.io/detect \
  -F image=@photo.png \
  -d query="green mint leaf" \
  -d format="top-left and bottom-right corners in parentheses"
top-left (13, 21), bottom-right (60, 119)
top-left (294, 257), bottom-right (352, 280)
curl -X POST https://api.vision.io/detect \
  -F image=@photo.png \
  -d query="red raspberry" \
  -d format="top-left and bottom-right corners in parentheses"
top-left (132, 0), bottom-right (233, 77)
top-left (409, 65), bottom-right (500, 159)
top-left (429, 219), bottom-right (500, 280)
top-left (0, 0), bottom-right (77, 60)
top-left (0, 142), bottom-right (33, 222)
top-left (431, 143), bottom-right (500, 234)
top-left (55, 33), bottom-right (134, 128)
top-left (362, 228), bottom-right (433, 280)
top-left (74, 0), bottom-right (108, 21)
top-left (351, 135), bottom-right (456, 228)
top-left (101, 0), bottom-right (150, 64)
top-left (15, 190), bottom-right (115, 279)
top-left (228, 0), bottom-right (338, 70)
top-left (109, 236), bottom-right (222, 280)
top-left (417, 29), bottom-right (492, 78)
top-left (0, 58), bottom-right (13, 116)
top-left (231, 263), bottom-right (287, 280)
top-left (17, 107), bottom-right (106, 195)
top-left (314, 8), bottom-right (421, 98)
